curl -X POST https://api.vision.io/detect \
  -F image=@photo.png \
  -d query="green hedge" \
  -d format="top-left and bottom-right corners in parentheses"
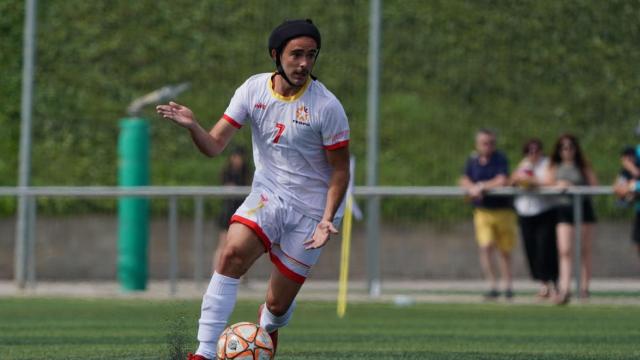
top-left (2, 0), bottom-right (639, 219)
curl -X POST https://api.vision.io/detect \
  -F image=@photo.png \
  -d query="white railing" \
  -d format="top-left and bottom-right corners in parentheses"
top-left (0, 185), bottom-right (615, 197)
top-left (0, 185), bottom-right (615, 296)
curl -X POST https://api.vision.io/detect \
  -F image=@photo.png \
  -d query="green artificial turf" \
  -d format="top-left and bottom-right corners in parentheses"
top-left (1, 298), bottom-right (638, 359)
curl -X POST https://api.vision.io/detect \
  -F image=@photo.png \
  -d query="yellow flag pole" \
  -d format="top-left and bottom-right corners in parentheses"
top-left (337, 194), bottom-right (353, 318)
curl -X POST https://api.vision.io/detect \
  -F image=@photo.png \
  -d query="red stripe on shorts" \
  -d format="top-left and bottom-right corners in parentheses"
top-left (230, 215), bottom-right (270, 252)
top-left (272, 244), bottom-right (311, 268)
top-left (270, 252), bottom-right (306, 284)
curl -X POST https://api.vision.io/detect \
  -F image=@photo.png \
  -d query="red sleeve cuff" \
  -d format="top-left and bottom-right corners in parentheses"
top-left (223, 114), bottom-right (242, 129)
top-left (323, 140), bottom-right (349, 150)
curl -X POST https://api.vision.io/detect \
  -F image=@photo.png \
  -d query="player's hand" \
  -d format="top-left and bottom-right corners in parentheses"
top-left (156, 101), bottom-right (197, 128)
top-left (304, 220), bottom-right (338, 250)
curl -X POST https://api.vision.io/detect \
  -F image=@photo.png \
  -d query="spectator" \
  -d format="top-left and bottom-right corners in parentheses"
top-left (460, 129), bottom-right (517, 300)
top-left (214, 146), bottom-right (252, 274)
top-left (511, 138), bottom-right (558, 300)
top-left (619, 146), bottom-right (640, 180)
top-left (545, 134), bottom-right (598, 305)
top-left (612, 145), bottom-right (640, 257)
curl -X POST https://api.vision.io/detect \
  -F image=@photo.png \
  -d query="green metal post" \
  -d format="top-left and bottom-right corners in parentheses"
top-left (118, 118), bottom-right (150, 291)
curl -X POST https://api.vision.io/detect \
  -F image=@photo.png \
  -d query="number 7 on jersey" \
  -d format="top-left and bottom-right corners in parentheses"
top-left (273, 123), bottom-right (286, 143)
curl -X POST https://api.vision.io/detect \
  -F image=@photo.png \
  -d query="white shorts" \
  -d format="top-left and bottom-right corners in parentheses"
top-left (230, 186), bottom-right (322, 284)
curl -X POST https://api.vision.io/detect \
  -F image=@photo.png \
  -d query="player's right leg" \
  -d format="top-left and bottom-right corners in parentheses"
top-left (192, 222), bottom-right (267, 360)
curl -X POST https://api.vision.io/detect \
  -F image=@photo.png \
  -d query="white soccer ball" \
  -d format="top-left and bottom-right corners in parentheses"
top-left (216, 322), bottom-right (274, 360)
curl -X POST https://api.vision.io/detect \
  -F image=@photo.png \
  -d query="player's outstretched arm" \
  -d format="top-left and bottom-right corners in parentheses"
top-left (156, 101), bottom-right (238, 157)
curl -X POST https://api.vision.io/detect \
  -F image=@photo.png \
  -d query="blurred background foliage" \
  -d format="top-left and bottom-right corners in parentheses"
top-left (1, 0), bottom-right (639, 219)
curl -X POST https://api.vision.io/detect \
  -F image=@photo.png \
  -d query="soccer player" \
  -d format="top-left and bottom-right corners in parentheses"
top-left (156, 19), bottom-right (350, 360)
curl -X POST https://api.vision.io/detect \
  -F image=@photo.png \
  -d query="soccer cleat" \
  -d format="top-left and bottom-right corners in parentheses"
top-left (186, 353), bottom-right (210, 360)
top-left (257, 304), bottom-right (279, 355)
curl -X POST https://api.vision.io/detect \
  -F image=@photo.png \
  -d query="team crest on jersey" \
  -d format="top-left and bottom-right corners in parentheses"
top-left (294, 105), bottom-right (310, 126)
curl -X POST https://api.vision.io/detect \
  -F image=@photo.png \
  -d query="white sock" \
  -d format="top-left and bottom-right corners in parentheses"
top-left (195, 272), bottom-right (240, 359)
top-left (259, 300), bottom-right (296, 333)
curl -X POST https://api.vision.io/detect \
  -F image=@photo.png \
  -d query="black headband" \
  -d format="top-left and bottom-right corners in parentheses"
top-left (268, 19), bottom-right (321, 55)
top-left (267, 19), bottom-right (322, 86)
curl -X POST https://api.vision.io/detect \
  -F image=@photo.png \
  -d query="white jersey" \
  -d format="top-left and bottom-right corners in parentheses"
top-left (514, 157), bottom-right (556, 216)
top-left (223, 73), bottom-right (350, 220)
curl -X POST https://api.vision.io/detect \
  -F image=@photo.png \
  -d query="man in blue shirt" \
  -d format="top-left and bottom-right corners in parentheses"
top-left (460, 129), bottom-right (517, 299)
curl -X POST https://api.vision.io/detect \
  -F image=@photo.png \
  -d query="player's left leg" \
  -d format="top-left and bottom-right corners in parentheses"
top-left (264, 269), bottom-right (302, 322)
top-left (258, 270), bottom-right (303, 354)
top-left (258, 210), bottom-right (324, 354)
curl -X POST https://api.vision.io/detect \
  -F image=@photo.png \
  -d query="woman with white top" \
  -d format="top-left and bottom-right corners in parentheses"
top-left (511, 139), bottom-right (558, 300)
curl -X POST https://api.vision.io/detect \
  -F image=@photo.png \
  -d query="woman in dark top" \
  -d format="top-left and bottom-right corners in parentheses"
top-left (545, 134), bottom-right (598, 304)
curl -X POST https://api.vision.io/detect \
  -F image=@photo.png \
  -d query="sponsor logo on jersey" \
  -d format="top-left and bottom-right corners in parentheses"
top-left (254, 102), bottom-right (267, 110)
